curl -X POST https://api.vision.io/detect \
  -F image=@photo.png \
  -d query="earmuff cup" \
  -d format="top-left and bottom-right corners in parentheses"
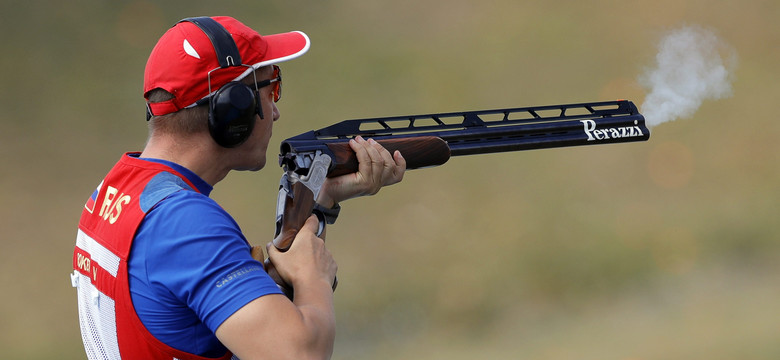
top-left (208, 81), bottom-right (259, 148)
top-left (178, 16), bottom-right (263, 148)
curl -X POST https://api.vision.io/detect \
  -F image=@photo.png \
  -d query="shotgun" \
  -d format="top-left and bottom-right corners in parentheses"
top-left (270, 99), bottom-right (648, 297)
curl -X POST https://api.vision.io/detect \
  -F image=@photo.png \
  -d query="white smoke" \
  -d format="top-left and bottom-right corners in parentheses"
top-left (639, 26), bottom-right (737, 128)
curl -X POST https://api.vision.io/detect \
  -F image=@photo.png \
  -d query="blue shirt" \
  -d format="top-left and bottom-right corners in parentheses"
top-left (128, 155), bottom-right (282, 357)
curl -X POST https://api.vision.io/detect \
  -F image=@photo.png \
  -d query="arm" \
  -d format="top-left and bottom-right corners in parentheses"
top-left (218, 139), bottom-right (404, 358)
top-left (216, 216), bottom-right (336, 360)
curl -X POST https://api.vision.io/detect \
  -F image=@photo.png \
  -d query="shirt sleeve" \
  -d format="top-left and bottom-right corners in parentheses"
top-left (137, 190), bottom-right (282, 333)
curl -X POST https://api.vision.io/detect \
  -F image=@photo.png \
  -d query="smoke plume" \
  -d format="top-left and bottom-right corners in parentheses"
top-left (639, 26), bottom-right (737, 128)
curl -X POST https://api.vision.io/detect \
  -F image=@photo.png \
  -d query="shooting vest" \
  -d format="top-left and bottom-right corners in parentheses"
top-left (71, 153), bottom-right (234, 360)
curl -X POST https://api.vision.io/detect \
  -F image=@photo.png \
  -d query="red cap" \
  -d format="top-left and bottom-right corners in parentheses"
top-left (144, 16), bottom-right (310, 116)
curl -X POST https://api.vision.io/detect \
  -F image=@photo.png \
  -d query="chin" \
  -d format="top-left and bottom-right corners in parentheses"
top-left (232, 145), bottom-right (268, 170)
top-left (233, 156), bottom-right (267, 172)
top-left (238, 162), bottom-right (266, 172)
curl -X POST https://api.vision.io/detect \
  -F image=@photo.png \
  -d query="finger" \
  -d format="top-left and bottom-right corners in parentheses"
top-left (263, 251), bottom-right (290, 290)
top-left (362, 138), bottom-right (385, 178)
top-left (266, 241), bottom-right (279, 259)
top-left (364, 139), bottom-right (385, 191)
top-left (263, 258), bottom-right (282, 282)
top-left (349, 137), bottom-right (373, 183)
top-left (370, 138), bottom-right (396, 169)
top-left (370, 140), bottom-right (401, 186)
top-left (389, 150), bottom-right (406, 184)
top-left (394, 150), bottom-right (407, 170)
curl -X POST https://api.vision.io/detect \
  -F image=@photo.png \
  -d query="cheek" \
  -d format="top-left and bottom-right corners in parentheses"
top-left (257, 116), bottom-right (273, 136)
top-left (264, 102), bottom-right (277, 121)
top-left (249, 115), bottom-right (273, 146)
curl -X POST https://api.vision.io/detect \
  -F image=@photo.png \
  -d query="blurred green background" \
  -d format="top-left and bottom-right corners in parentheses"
top-left (1, 0), bottom-right (778, 359)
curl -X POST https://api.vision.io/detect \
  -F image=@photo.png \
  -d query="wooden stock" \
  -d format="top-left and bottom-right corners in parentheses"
top-left (269, 181), bottom-right (330, 299)
top-left (269, 181), bottom-right (317, 299)
top-left (325, 136), bottom-right (451, 177)
top-left (273, 181), bottom-right (316, 252)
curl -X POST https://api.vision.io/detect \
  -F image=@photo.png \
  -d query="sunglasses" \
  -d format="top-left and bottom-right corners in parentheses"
top-left (254, 65), bottom-right (282, 103)
top-left (198, 65), bottom-right (282, 108)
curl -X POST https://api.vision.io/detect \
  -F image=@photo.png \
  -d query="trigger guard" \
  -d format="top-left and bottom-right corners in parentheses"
top-left (313, 210), bottom-right (326, 237)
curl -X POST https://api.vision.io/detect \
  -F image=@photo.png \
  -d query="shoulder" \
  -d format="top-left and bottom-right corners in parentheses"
top-left (138, 190), bottom-right (245, 269)
top-left (144, 180), bottom-right (237, 229)
top-left (135, 182), bottom-right (244, 268)
top-left (139, 171), bottom-right (212, 211)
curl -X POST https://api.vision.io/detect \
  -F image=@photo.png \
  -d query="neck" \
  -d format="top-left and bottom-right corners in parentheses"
top-left (140, 133), bottom-right (231, 186)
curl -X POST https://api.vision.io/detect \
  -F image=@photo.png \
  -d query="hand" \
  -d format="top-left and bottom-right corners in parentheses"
top-left (317, 136), bottom-right (407, 207)
top-left (265, 215), bottom-right (337, 290)
top-left (256, 247), bottom-right (286, 291)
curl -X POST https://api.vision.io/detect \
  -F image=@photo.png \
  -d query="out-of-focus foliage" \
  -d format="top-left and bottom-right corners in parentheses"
top-left (1, 0), bottom-right (777, 359)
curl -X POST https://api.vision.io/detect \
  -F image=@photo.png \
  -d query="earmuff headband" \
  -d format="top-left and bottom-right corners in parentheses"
top-left (179, 17), bottom-right (242, 68)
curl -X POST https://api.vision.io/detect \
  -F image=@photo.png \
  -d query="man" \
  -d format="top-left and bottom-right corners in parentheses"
top-left (71, 16), bottom-right (406, 359)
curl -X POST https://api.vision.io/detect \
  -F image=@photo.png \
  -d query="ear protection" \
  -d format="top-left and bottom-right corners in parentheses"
top-left (180, 17), bottom-right (262, 148)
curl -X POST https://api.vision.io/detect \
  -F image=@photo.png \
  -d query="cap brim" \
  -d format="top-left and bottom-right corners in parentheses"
top-left (235, 31), bottom-right (310, 80)
top-left (260, 31), bottom-right (311, 66)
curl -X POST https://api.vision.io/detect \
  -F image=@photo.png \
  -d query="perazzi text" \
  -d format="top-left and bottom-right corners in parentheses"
top-left (580, 119), bottom-right (644, 141)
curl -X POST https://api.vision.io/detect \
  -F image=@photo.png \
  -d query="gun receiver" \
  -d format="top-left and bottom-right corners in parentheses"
top-left (271, 99), bottom-right (648, 298)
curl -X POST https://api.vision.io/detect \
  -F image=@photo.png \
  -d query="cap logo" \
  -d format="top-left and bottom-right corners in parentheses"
top-left (183, 39), bottom-right (201, 59)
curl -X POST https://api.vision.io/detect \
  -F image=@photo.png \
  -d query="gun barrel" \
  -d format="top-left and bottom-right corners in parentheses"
top-left (443, 114), bottom-right (648, 156)
top-left (280, 100), bottom-right (649, 173)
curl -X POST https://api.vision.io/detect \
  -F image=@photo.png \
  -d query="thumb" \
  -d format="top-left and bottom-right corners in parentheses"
top-left (267, 214), bottom-right (322, 259)
top-left (300, 214), bottom-right (321, 235)
top-left (266, 241), bottom-right (281, 259)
